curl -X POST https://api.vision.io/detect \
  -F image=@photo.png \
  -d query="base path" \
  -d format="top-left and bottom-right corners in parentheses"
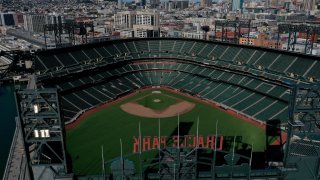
top-left (120, 101), bottom-right (195, 118)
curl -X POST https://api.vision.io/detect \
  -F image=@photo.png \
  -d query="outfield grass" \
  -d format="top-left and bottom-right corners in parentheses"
top-left (66, 89), bottom-right (267, 175)
top-left (135, 93), bottom-right (179, 110)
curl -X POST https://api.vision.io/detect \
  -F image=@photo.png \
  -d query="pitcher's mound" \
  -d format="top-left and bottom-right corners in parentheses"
top-left (120, 101), bottom-right (195, 118)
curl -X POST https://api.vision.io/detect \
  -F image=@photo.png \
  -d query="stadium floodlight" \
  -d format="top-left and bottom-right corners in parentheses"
top-left (38, 129), bottom-right (50, 138)
top-left (40, 130), bottom-right (45, 138)
top-left (44, 130), bottom-right (50, 138)
top-left (33, 104), bottom-right (39, 114)
top-left (34, 130), bottom-right (39, 138)
top-left (290, 73), bottom-right (294, 78)
top-left (309, 77), bottom-right (314, 82)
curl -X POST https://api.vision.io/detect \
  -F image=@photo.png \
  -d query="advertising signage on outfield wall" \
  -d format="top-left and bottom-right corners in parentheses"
top-left (133, 135), bottom-right (224, 153)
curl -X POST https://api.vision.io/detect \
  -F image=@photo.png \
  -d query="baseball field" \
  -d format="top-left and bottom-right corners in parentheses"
top-left (66, 88), bottom-right (268, 175)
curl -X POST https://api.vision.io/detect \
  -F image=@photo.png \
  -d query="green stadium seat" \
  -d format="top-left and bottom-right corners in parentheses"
top-left (268, 54), bottom-right (293, 73)
top-left (160, 40), bottom-right (175, 52)
top-left (220, 46), bottom-right (241, 62)
top-left (114, 42), bottom-right (130, 54)
top-left (149, 40), bottom-right (160, 52)
top-left (305, 61), bottom-right (320, 78)
top-left (82, 49), bottom-right (102, 59)
top-left (211, 44), bottom-right (228, 60)
top-left (243, 96), bottom-right (274, 117)
top-left (37, 54), bottom-right (63, 69)
top-left (286, 57), bottom-right (314, 76)
top-left (55, 53), bottom-right (78, 66)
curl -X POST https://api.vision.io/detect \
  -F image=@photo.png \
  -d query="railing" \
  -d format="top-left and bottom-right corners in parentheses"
top-left (2, 121), bottom-right (19, 180)
top-left (65, 109), bottom-right (86, 125)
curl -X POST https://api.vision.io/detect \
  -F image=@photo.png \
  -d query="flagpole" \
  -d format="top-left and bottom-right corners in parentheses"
top-left (120, 138), bottom-right (124, 180)
top-left (185, 117), bottom-right (199, 157)
top-left (196, 117), bottom-right (199, 148)
top-left (177, 113), bottom-right (180, 180)
top-left (173, 163), bottom-right (176, 180)
top-left (212, 120), bottom-right (218, 180)
top-left (158, 118), bottom-right (161, 180)
top-left (139, 121), bottom-right (142, 154)
top-left (139, 121), bottom-right (143, 180)
top-left (195, 116), bottom-right (199, 179)
top-left (177, 113), bottom-right (180, 150)
top-left (232, 135), bottom-right (236, 161)
top-left (101, 145), bottom-right (105, 179)
top-left (158, 119), bottom-right (161, 149)
top-left (249, 143), bottom-right (253, 180)
top-left (231, 135), bottom-right (236, 179)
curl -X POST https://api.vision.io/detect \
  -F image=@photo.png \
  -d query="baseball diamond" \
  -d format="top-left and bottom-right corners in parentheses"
top-left (120, 91), bottom-right (196, 118)
top-left (66, 88), bottom-right (271, 175)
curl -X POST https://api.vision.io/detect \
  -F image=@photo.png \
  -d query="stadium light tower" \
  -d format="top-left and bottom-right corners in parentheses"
top-left (15, 88), bottom-right (72, 179)
top-left (277, 23), bottom-right (320, 55)
top-left (214, 20), bottom-right (251, 44)
top-left (284, 84), bottom-right (320, 179)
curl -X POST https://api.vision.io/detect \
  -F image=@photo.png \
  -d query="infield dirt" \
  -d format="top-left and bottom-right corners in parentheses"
top-left (120, 101), bottom-right (195, 118)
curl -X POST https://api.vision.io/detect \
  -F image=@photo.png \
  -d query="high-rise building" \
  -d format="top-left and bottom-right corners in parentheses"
top-left (283, 0), bottom-right (291, 10)
top-left (163, 0), bottom-right (189, 10)
top-left (23, 14), bottom-right (46, 33)
top-left (266, 0), bottom-right (280, 7)
top-left (114, 11), bottom-right (137, 29)
top-left (118, 0), bottom-right (122, 9)
top-left (135, 0), bottom-right (146, 6)
top-left (201, 0), bottom-right (212, 8)
top-left (302, 0), bottom-right (316, 11)
top-left (16, 13), bottom-right (24, 25)
top-left (0, 12), bottom-right (17, 26)
top-left (114, 11), bottom-right (159, 29)
top-left (232, 0), bottom-right (243, 12)
top-left (114, 10), bottom-right (160, 38)
top-left (148, 0), bottom-right (160, 8)
top-left (23, 14), bottom-right (64, 33)
top-left (45, 14), bottom-right (64, 25)
top-left (273, 0), bottom-right (279, 7)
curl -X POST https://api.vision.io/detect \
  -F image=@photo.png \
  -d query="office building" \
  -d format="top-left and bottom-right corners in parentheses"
top-left (201, 0), bottom-right (212, 8)
top-left (114, 10), bottom-right (160, 38)
top-left (302, 0), bottom-right (316, 11)
top-left (118, 0), bottom-right (122, 9)
top-left (232, 0), bottom-right (243, 12)
top-left (23, 14), bottom-right (64, 33)
top-left (114, 10), bottom-right (159, 29)
top-left (0, 12), bottom-right (16, 26)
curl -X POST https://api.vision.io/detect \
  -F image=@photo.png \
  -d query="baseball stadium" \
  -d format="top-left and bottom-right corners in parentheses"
top-left (13, 38), bottom-right (320, 179)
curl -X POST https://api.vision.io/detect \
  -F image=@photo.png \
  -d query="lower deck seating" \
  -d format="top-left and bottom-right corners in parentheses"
top-left (55, 68), bottom-right (289, 123)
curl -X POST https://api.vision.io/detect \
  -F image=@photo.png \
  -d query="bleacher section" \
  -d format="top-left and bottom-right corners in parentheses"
top-left (34, 38), bottom-right (320, 125)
